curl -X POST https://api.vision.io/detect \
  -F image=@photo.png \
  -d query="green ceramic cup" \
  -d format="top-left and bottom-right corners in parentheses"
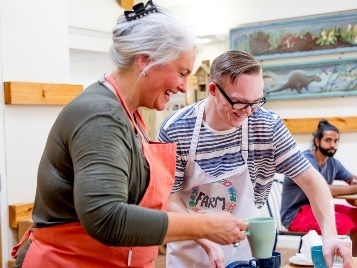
top-left (246, 217), bottom-right (277, 259)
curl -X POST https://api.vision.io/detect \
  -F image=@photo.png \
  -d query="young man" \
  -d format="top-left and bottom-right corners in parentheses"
top-left (281, 119), bottom-right (357, 256)
top-left (159, 51), bottom-right (353, 268)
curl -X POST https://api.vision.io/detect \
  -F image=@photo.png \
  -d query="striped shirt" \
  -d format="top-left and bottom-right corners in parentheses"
top-left (158, 101), bottom-right (311, 208)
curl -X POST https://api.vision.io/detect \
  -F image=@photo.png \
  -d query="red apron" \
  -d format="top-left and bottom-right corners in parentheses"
top-left (12, 75), bottom-right (176, 268)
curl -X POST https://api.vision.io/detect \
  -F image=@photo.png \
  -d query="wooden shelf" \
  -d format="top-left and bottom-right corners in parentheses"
top-left (282, 116), bottom-right (357, 134)
top-left (9, 203), bottom-right (34, 228)
top-left (117, 0), bottom-right (134, 10)
top-left (4, 81), bottom-right (83, 105)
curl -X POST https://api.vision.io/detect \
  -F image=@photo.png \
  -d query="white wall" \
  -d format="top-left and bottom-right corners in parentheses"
top-left (0, 0), bottom-right (120, 266)
top-left (0, 0), bottom-right (71, 265)
top-left (0, 10), bottom-right (9, 267)
top-left (168, 0), bottom-right (357, 38)
top-left (69, 49), bottom-right (115, 88)
top-left (1, 0), bottom-right (71, 204)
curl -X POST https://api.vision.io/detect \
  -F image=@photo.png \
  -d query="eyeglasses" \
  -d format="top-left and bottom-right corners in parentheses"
top-left (214, 82), bottom-right (266, 111)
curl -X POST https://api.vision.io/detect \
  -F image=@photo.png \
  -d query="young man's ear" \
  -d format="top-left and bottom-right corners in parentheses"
top-left (314, 138), bottom-right (319, 148)
top-left (208, 82), bottom-right (218, 96)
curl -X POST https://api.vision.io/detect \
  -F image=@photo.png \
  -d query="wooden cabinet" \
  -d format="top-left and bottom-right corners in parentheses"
top-left (140, 107), bottom-right (158, 140)
top-left (185, 75), bottom-right (198, 105)
top-left (194, 60), bottom-right (210, 102)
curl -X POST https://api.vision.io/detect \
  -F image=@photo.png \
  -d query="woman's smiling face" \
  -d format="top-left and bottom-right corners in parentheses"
top-left (142, 48), bottom-right (195, 111)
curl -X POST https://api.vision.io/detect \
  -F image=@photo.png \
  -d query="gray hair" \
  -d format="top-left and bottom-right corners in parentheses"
top-left (210, 50), bottom-right (262, 85)
top-left (110, 2), bottom-right (197, 73)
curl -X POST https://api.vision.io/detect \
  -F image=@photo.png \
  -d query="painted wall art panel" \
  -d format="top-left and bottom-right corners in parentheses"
top-left (230, 11), bottom-right (357, 60)
top-left (263, 59), bottom-right (357, 100)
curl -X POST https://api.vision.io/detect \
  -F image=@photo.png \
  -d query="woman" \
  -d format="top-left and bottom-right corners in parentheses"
top-left (12, 1), bottom-right (247, 267)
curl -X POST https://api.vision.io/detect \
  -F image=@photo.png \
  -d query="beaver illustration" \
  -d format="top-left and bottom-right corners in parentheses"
top-left (249, 32), bottom-right (270, 55)
top-left (267, 73), bottom-right (321, 94)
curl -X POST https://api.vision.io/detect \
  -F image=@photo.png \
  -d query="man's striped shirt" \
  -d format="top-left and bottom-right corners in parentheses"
top-left (158, 101), bottom-right (311, 208)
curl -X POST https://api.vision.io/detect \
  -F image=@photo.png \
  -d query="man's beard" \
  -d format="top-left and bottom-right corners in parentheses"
top-left (318, 146), bottom-right (336, 157)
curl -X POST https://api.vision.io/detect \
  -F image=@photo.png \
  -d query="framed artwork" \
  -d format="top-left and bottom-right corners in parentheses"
top-left (263, 58), bottom-right (357, 100)
top-left (230, 10), bottom-right (357, 60)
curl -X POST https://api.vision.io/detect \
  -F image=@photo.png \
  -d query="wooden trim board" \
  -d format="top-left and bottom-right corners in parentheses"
top-left (282, 116), bottom-right (357, 134)
top-left (4, 81), bottom-right (83, 105)
top-left (9, 203), bottom-right (34, 228)
top-left (117, 0), bottom-right (134, 10)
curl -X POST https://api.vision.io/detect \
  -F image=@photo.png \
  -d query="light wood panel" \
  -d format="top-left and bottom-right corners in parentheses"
top-left (4, 81), bottom-right (83, 105)
top-left (9, 203), bottom-right (34, 228)
top-left (282, 116), bottom-right (357, 134)
top-left (117, 0), bottom-right (134, 10)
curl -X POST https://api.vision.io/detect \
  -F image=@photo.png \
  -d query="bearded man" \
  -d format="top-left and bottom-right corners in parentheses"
top-left (281, 119), bottom-right (357, 256)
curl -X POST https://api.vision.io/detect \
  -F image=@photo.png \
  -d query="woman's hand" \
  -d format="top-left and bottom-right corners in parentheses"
top-left (202, 212), bottom-right (248, 245)
top-left (164, 211), bottom-right (247, 246)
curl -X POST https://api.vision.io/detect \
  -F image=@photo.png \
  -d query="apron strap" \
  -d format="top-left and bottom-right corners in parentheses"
top-left (98, 75), bottom-right (150, 143)
top-left (241, 119), bottom-right (249, 164)
top-left (11, 226), bottom-right (32, 258)
top-left (188, 100), bottom-right (206, 160)
top-left (188, 100), bottom-right (249, 164)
